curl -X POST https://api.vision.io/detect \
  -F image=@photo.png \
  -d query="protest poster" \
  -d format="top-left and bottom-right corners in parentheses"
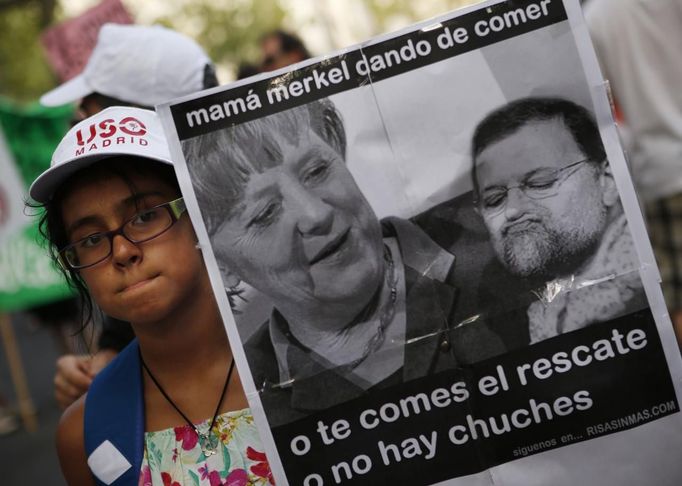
top-left (157, 0), bottom-right (682, 484)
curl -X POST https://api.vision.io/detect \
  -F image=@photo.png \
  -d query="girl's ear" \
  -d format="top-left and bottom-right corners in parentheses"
top-left (599, 159), bottom-right (619, 207)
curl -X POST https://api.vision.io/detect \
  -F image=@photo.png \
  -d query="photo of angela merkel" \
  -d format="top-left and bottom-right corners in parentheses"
top-left (182, 98), bottom-right (503, 426)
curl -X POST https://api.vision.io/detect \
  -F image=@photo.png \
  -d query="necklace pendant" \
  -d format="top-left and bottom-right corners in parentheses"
top-left (199, 432), bottom-right (219, 456)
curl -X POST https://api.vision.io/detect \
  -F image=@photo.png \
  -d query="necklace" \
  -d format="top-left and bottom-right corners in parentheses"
top-left (139, 351), bottom-right (235, 457)
top-left (346, 244), bottom-right (398, 370)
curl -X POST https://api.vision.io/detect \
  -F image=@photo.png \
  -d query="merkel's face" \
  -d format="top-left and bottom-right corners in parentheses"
top-left (475, 118), bottom-right (607, 279)
top-left (212, 128), bottom-right (384, 311)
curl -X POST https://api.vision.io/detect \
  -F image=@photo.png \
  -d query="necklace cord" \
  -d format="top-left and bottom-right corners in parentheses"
top-left (346, 244), bottom-right (397, 370)
top-left (139, 350), bottom-right (236, 438)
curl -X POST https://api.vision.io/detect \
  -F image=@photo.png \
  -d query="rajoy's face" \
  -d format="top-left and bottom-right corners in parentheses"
top-left (60, 168), bottom-right (206, 325)
top-left (212, 128), bottom-right (384, 314)
top-left (475, 119), bottom-right (608, 279)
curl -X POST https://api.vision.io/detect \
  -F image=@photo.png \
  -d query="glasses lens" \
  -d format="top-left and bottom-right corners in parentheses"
top-left (523, 174), bottom-right (561, 199)
top-left (478, 160), bottom-right (588, 215)
top-left (62, 234), bottom-right (111, 269)
top-left (481, 189), bottom-right (507, 212)
top-left (60, 247), bottom-right (80, 269)
top-left (524, 161), bottom-right (587, 200)
top-left (123, 206), bottom-right (173, 242)
top-left (59, 202), bottom-right (180, 270)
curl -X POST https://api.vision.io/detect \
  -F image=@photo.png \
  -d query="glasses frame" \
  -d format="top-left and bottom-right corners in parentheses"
top-left (58, 197), bottom-right (187, 271)
top-left (475, 158), bottom-right (593, 214)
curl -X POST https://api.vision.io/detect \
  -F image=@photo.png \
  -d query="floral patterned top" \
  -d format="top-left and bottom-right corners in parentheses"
top-left (139, 408), bottom-right (273, 486)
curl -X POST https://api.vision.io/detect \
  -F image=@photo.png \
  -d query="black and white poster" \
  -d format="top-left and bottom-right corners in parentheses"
top-left (157, 0), bottom-right (682, 484)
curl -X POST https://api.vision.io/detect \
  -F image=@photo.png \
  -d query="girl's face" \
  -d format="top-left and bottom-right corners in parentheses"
top-left (60, 166), bottom-right (206, 326)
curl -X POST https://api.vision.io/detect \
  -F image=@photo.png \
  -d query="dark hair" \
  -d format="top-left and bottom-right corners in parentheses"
top-left (32, 158), bottom-right (179, 329)
top-left (82, 93), bottom-right (146, 111)
top-left (182, 98), bottom-right (345, 236)
top-left (236, 63), bottom-right (260, 80)
top-left (471, 97), bottom-right (606, 195)
top-left (202, 63), bottom-right (220, 89)
top-left (262, 30), bottom-right (310, 59)
top-left (82, 62), bottom-right (219, 113)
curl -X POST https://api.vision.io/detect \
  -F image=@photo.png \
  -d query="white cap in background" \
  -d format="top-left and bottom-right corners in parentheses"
top-left (40, 24), bottom-right (211, 108)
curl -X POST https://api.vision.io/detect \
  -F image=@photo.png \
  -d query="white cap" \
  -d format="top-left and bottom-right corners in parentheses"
top-left (29, 107), bottom-right (173, 202)
top-left (40, 24), bottom-right (211, 107)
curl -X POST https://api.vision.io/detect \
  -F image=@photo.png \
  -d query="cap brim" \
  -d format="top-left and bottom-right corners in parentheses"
top-left (40, 75), bottom-right (92, 107)
top-left (29, 153), bottom-right (172, 203)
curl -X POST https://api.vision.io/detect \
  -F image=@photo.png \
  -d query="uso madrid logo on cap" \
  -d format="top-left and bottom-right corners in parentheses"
top-left (74, 116), bottom-right (148, 156)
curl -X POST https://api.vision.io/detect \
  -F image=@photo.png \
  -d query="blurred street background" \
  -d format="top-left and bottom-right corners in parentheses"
top-left (0, 313), bottom-right (65, 485)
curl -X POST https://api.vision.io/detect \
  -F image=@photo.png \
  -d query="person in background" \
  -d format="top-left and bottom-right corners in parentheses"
top-left (42, 23), bottom-right (218, 120)
top-left (39, 22), bottom-right (219, 409)
top-left (259, 29), bottom-right (310, 72)
top-left (25, 298), bottom-right (84, 354)
top-left (585, 0), bottom-right (682, 349)
top-left (52, 316), bottom-right (133, 408)
top-left (236, 62), bottom-right (261, 80)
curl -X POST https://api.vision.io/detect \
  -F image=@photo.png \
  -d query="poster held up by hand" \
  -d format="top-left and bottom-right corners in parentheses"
top-left (158, 1), bottom-right (682, 484)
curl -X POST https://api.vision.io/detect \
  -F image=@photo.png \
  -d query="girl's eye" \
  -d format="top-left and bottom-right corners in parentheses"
top-left (131, 208), bottom-right (159, 225)
top-left (249, 202), bottom-right (280, 228)
top-left (79, 234), bottom-right (106, 249)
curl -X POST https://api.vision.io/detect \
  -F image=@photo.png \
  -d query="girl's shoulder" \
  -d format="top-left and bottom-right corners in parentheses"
top-left (56, 395), bottom-right (95, 486)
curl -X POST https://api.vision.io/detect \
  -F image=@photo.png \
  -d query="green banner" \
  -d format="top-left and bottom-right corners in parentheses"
top-left (0, 98), bottom-right (73, 185)
top-left (0, 224), bottom-right (73, 311)
top-left (0, 98), bottom-right (75, 311)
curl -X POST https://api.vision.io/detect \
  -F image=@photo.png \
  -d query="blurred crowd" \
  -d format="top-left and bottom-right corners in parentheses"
top-left (584, 0), bottom-right (682, 347)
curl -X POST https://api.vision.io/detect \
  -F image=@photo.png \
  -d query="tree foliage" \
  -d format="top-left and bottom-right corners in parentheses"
top-left (0, 0), bottom-right (286, 101)
top-left (154, 0), bottom-right (286, 74)
top-left (0, 0), bottom-right (479, 102)
top-left (0, 0), bottom-right (59, 103)
top-left (364, 0), bottom-right (480, 33)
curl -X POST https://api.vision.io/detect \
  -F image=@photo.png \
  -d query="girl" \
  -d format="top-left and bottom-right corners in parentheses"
top-left (30, 106), bottom-right (270, 486)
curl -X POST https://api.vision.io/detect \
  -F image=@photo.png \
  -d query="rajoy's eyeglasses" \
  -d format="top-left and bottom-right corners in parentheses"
top-left (475, 159), bottom-right (593, 215)
top-left (58, 197), bottom-right (187, 270)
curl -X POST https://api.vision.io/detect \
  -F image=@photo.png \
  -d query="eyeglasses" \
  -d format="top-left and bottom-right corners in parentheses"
top-left (476, 159), bottom-right (591, 215)
top-left (59, 197), bottom-right (187, 270)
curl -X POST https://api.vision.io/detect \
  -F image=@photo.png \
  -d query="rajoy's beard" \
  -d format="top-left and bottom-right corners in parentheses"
top-left (494, 218), bottom-right (604, 282)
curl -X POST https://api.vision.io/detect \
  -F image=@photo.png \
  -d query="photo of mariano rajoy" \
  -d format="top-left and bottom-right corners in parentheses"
top-left (466, 96), bottom-right (647, 346)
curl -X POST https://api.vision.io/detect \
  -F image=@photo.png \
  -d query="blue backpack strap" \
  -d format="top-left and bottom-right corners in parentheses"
top-left (84, 339), bottom-right (144, 486)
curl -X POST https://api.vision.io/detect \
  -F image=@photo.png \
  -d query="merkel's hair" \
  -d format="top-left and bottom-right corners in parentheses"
top-left (471, 97), bottom-right (606, 195)
top-left (33, 158), bottom-right (179, 329)
top-left (182, 98), bottom-right (346, 236)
